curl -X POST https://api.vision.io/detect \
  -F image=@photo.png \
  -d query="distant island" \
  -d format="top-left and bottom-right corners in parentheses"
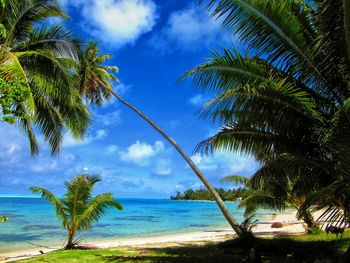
top-left (170, 188), bottom-right (247, 201)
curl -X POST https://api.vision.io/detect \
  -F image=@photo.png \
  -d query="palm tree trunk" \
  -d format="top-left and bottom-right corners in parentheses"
top-left (301, 210), bottom-right (316, 231)
top-left (66, 229), bottom-right (76, 249)
top-left (343, 0), bottom-right (350, 65)
top-left (109, 89), bottom-right (242, 236)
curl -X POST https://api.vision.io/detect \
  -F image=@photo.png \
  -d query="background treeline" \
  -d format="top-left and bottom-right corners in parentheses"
top-left (170, 188), bottom-right (247, 201)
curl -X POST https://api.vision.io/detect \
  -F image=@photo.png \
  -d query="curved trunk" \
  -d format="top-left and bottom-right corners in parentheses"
top-left (110, 89), bottom-right (242, 236)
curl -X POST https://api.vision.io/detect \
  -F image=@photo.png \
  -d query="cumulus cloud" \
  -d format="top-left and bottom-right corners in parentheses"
top-left (153, 159), bottom-right (172, 176)
top-left (149, 3), bottom-right (232, 52)
top-left (119, 140), bottom-right (164, 166)
top-left (61, 0), bottom-right (158, 47)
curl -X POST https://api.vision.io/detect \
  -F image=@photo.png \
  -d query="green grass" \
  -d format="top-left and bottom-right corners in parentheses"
top-left (12, 231), bottom-right (350, 263)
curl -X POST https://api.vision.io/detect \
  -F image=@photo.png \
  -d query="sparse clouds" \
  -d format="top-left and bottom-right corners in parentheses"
top-left (61, 0), bottom-right (158, 47)
top-left (122, 179), bottom-right (144, 189)
top-left (63, 129), bottom-right (108, 147)
top-left (95, 110), bottom-right (122, 127)
top-left (191, 151), bottom-right (258, 179)
top-left (149, 4), bottom-right (232, 53)
top-left (153, 159), bottom-right (172, 176)
top-left (105, 145), bottom-right (119, 155)
top-left (188, 94), bottom-right (209, 107)
top-left (119, 140), bottom-right (165, 166)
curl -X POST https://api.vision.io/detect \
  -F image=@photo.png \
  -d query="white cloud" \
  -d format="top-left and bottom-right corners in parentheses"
top-left (149, 4), bottom-right (232, 52)
top-left (191, 151), bottom-right (258, 176)
top-left (188, 94), bottom-right (209, 107)
top-left (95, 110), bottom-right (122, 126)
top-left (105, 145), bottom-right (118, 154)
top-left (120, 140), bottom-right (164, 166)
top-left (95, 129), bottom-right (108, 140)
top-left (153, 159), bottom-right (172, 176)
top-left (63, 129), bottom-right (108, 147)
top-left (31, 160), bottom-right (58, 173)
top-left (62, 0), bottom-right (157, 47)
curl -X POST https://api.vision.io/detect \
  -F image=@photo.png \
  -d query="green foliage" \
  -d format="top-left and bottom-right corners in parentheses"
top-left (77, 42), bottom-right (119, 107)
top-left (308, 226), bottom-right (323, 235)
top-left (0, 216), bottom-right (8, 222)
top-left (14, 231), bottom-right (350, 263)
top-left (170, 187), bottom-right (248, 201)
top-left (30, 174), bottom-right (123, 249)
top-left (0, 78), bottom-right (30, 124)
top-left (186, 0), bottom-right (350, 234)
top-left (0, 0), bottom-right (90, 155)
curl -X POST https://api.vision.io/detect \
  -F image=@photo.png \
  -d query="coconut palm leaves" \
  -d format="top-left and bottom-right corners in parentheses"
top-left (0, 0), bottom-right (90, 155)
top-left (77, 42), bottom-right (119, 107)
top-left (187, 0), bottom-right (350, 230)
top-left (30, 174), bottom-right (123, 249)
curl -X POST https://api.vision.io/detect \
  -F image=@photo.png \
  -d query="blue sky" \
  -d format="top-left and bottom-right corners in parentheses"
top-left (0, 0), bottom-right (258, 198)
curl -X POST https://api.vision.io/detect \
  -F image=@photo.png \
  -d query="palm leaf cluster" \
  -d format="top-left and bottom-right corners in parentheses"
top-left (30, 174), bottom-right (123, 249)
top-left (187, 0), bottom-right (350, 229)
top-left (0, 0), bottom-right (90, 155)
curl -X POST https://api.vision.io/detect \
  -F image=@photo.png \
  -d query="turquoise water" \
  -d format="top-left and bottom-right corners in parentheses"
top-left (0, 197), bottom-right (266, 254)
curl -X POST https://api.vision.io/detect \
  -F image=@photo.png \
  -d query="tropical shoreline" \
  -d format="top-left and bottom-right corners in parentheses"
top-left (1, 209), bottom-right (307, 262)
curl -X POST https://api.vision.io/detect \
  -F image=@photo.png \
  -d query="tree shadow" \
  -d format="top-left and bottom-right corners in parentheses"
top-left (99, 243), bottom-right (246, 262)
top-left (98, 235), bottom-right (350, 263)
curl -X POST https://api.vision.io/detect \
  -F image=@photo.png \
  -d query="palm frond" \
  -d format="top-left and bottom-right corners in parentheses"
top-left (78, 193), bottom-right (123, 231)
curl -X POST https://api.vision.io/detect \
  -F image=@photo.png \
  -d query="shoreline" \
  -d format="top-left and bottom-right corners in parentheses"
top-left (0, 209), bottom-right (307, 262)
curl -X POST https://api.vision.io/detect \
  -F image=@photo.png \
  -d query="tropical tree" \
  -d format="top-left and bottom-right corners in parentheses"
top-left (222, 170), bottom-right (316, 230)
top-left (30, 174), bottom-right (123, 249)
top-left (77, 43), bottom-right (243, 235)
top-left (185, 0), bottom-right (350, 248)
top-left (0, 0), bottom-right (90, 155)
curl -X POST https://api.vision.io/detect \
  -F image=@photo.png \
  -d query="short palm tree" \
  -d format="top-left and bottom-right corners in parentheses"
top-left (222, 169), bottom-right (316, 230)
top-left (30, 174), bottom-right (123, 249)
top-left (0, 0), bottom-right (90, 155)
top-left (77, 43), bottom-right (243, 235)
top-left (186, 0), bottom-right (350, 239)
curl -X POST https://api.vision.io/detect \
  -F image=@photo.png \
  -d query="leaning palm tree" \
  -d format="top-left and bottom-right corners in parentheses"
top-left (76, 43), bottom-right (243, 235)
top-left (30, 174), bottom-right (123, 249)
top-left (0, 0), bottom-right (90, 155)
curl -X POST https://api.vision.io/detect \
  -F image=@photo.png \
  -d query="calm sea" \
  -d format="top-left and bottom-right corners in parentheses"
top-left (0, 197), bottom-right (268, 254)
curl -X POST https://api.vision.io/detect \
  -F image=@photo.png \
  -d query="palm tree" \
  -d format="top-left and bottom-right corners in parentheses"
top-left (30, 174), bottom-right (123, 249)
top-left (0, 0), bottom-right (90, 155)
top-left (222, 168), bottom-right (316, 230)
top-left (76, 43), bottom-right (243, 235)
top-left (185, 0), bottom-right (350, 236)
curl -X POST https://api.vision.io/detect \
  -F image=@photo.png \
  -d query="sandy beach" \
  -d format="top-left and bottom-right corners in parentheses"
top-left (1, 209), bottom-right (311, 262)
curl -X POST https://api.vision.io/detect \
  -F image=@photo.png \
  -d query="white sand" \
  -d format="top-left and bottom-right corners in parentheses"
top-left (0, 209), bottom-right (310, 262)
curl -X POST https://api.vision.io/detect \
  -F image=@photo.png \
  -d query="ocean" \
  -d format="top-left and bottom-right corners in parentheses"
top-left (0, 197), bottom-right (267, 254)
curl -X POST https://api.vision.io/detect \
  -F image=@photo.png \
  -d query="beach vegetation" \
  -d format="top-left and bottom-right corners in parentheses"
top-left (186, 0), bottom-right (350, 254)
top-left (170, 187), bottom-right (247, 201)
top-left (222, 174), bottom-right (317, 230)
top-left (29, 174), bottom-right (123, 249)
